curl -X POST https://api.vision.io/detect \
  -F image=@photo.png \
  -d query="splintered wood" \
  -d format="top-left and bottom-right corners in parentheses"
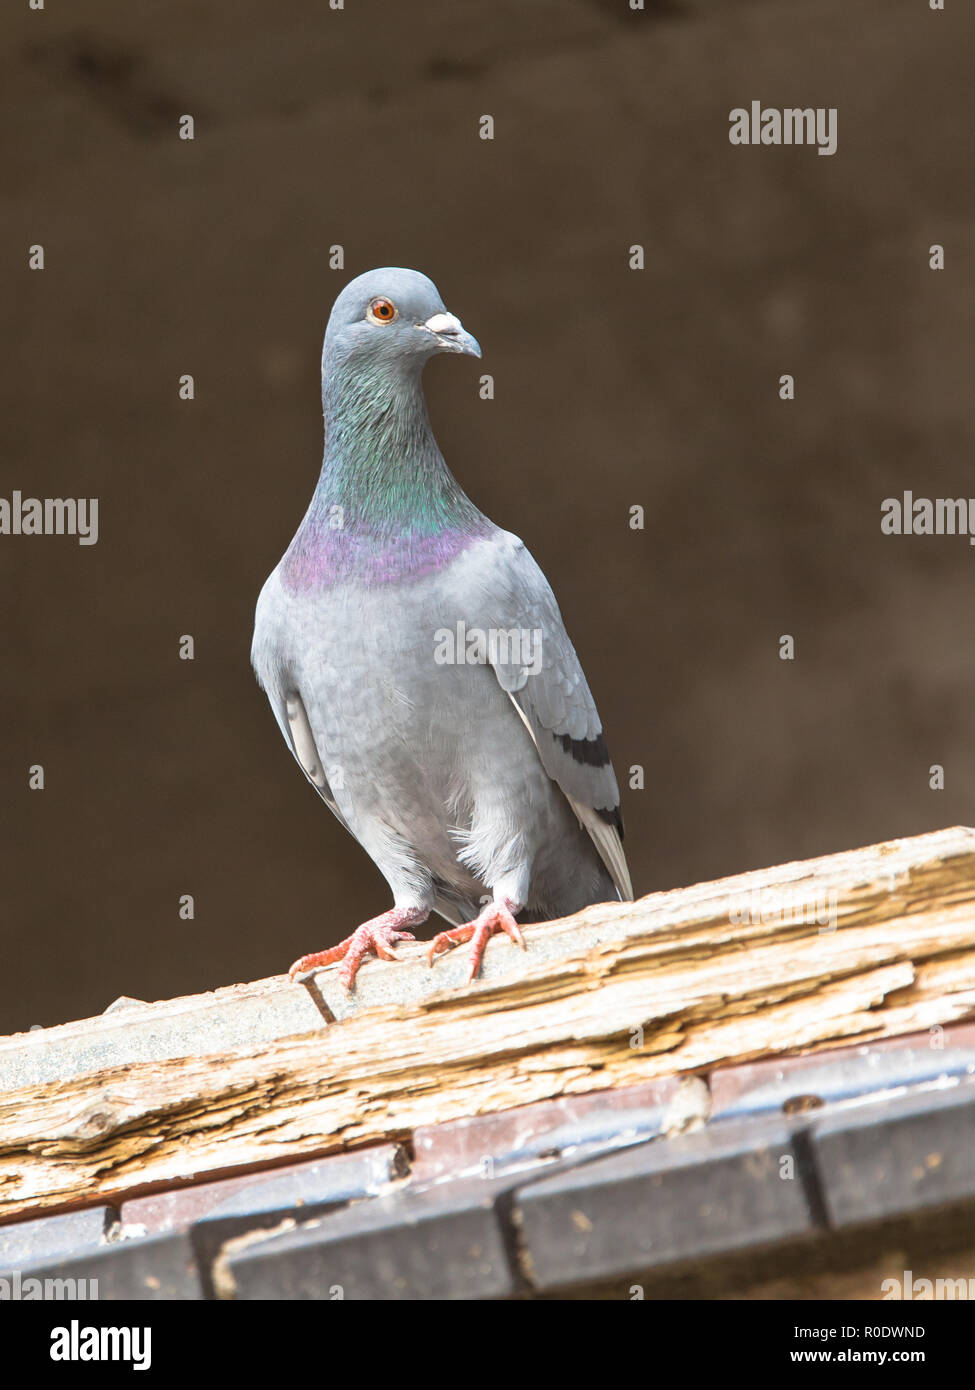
top-left (2, 827), bottom-right (975, 1219)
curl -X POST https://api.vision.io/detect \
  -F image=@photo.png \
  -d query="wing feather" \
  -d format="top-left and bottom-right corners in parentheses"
top-left (482, 532), bottom-right (633, 901)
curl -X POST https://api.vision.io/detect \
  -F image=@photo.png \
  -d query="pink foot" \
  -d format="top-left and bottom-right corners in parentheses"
top-left (427, 899), bottom-right (526, 982)
top-left (289, 906), bottom-right (427, 991)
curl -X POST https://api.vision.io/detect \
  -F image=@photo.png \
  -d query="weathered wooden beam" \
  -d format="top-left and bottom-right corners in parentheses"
top-left (2, 826), bottom-right (975, 1220)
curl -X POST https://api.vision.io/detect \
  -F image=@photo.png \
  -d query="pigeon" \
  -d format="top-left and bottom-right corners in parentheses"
top-left (252, 267), bottom-right (632, 990)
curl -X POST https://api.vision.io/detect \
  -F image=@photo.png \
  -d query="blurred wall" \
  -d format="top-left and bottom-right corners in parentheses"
top-left (2, 0), bottom-right (973, 1030)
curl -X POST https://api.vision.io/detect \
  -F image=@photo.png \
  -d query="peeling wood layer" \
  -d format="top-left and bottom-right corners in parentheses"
top-left (2, 827), bottom-right (974, 1219)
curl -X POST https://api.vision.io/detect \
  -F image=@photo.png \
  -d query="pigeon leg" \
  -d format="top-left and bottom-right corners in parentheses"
top-left (289, 905), bottom-right (429, 991)
top-left (427, 897), bottom-right (526, 982)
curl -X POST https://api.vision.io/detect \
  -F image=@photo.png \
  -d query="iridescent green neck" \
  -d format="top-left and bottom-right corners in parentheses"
top-left (314, 355), bottom-right (481, 537)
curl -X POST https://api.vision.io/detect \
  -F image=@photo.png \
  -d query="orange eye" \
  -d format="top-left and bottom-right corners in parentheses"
top-left (368, 297), bottom-right (397, 324)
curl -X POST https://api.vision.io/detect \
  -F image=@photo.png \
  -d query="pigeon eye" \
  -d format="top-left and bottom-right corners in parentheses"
top-left (367, 297), bottom-right (397, 324)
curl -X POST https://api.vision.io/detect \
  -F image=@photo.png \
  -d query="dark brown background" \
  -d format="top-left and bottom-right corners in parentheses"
top-left (2, 0), bottom-right (972, 1032)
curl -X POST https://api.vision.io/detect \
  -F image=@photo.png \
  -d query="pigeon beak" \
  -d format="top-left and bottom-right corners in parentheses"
top-left (421, 311), bottom-right (482, 359)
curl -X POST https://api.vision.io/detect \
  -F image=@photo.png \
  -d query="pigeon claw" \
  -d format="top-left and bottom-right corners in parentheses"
top-left (288, 908), bottom-right (424, 992)
top-left (426, 900), bottom-right (526, 982)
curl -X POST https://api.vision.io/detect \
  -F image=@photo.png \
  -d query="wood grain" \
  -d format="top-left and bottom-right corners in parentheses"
top-left (3, 826), bottom-right (975, 1219)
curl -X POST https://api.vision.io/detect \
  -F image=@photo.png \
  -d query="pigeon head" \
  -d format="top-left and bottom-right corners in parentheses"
top-left (310, 267), bottom-right (488, 548)
top-left (323, 268), bottom-right (481, 370)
